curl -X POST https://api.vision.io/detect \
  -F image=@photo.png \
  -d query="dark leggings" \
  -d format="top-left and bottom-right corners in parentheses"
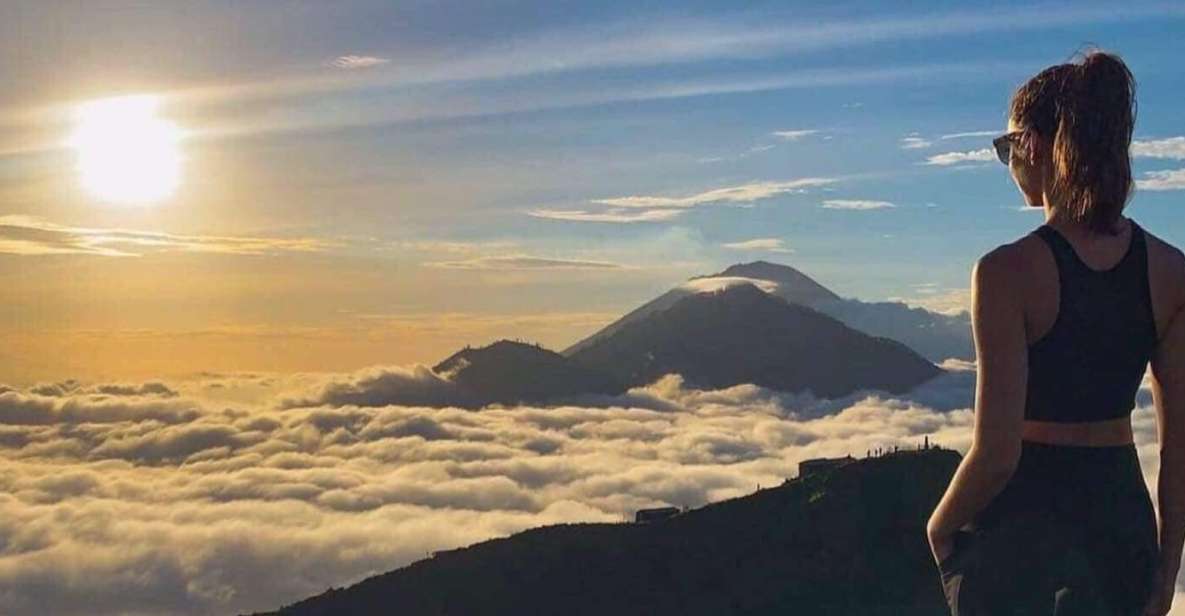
top-left (937, 440), bottom-right (1160, 615)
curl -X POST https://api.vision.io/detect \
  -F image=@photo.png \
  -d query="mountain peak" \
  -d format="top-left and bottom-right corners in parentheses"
top-left (432, 339), bottom-right (625, 406)
top-left (689, 260), bottom-right (841, 305)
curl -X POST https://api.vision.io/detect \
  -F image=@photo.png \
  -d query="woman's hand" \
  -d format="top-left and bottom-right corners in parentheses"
top-left (1143, 561), bottom-right (1176, 616)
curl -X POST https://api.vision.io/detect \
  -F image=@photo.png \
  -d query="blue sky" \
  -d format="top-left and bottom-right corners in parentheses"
top-left (1, 1), bottom-right (1183, 380)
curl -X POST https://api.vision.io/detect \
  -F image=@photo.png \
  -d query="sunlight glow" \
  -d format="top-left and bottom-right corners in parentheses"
top-left (68, 94), bottom-right (184, 204)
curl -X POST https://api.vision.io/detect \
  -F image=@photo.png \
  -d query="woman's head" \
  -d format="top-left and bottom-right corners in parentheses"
top-left (1004, 48), bottom-right (1137, 235)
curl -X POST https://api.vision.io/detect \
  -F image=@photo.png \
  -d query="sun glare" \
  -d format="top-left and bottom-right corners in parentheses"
top-left (68, 94), bottom-right (184, 204)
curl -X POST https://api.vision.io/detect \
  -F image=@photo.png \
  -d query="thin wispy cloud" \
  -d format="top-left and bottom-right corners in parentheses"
top-left (770, 129), bottom-right (819, 141)
top-left (524, 208), bottom-right (685, 223)
top-left (0, 216), bottom-right (333, 257)
top-left (720, 238), bottom-right (795, 253)
top-left (327, 55), bottom-right (391, 70)
top-left (821, 199), bottom-right (896, 210)
top-left (1136, 169), bottom-right (1185, 191)
top-left (923, 148), bottom-right (995, 166)
top-left (386, 239), bottom-right (521, 254)
top-left (593, 178), bottom-right (836, 209)
top-left (900, 135), bottom-right (933, 149)
top-left (939, 130), bottom-right (997, 139)
top-left (46, 3), bottom-right (1174, 151)
top-left (1132, 137), bottom-right (1185, 160)
top-left (422, 255), bottom-right (627, 270)
top-left (174, 4), bottom-right (1185, 114)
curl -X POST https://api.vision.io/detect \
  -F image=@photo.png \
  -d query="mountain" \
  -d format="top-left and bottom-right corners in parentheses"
top-left (563, 260), bottom-right (973, 363)
top-left (246, 446), bottom-right (962, 616)
top-left (562, 260), bottom-right (838, 356)
top-left (568, 282), bottom-right (943, 398)
top-left (432, 339), bottom-right (627, 406)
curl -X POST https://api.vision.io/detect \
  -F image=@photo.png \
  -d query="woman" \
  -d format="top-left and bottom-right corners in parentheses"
top-left (925, 49), bottom-right (1185, 615)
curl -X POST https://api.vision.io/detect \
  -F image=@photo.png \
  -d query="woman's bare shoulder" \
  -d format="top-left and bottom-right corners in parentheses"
top-left (1143, 224), bottom-right (1185, 304)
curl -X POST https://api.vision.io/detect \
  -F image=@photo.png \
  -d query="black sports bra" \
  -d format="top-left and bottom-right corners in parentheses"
top-left (1024, 219), bottom-right (1159, 423)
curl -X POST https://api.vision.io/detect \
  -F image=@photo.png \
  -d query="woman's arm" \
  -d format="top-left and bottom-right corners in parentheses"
top-left (1152, 297), bottom-right (1185, 576)
top-left (927, 247), bottom-right (1027, 539)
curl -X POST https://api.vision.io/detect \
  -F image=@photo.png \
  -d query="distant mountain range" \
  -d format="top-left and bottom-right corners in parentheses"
top-left (247, 446), bottom-right (962, 616)
top-left (400, 260), bottom-right (958, 407)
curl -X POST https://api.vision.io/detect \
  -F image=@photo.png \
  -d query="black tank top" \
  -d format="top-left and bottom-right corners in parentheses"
top-left (1025, 219), bottom-right (1158, 423)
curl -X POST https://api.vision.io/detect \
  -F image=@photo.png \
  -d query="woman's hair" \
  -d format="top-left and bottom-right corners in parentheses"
top-left (1009, 48), bottom-right (1137, 235)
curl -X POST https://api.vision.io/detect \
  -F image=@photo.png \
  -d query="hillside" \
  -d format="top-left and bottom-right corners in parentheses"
top-left (247, 445), bottom-right (962, 616)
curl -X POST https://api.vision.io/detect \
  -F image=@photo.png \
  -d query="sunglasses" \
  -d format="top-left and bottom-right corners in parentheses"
top-left (991, 131), bottom-right (1023, 165)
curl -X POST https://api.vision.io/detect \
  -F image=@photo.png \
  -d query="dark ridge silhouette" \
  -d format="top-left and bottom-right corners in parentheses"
top-left (569, 282), bottom-right (943, 398)
top-left (432, 339), bottom-right (627, 405)
top-left (246, 444), bottom-right (961, 616)
top-left (563, 260), bottom-right (973, 363)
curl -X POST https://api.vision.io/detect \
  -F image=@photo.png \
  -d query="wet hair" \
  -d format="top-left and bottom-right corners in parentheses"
top-left (1009, 48), bottom-right (1137, 235)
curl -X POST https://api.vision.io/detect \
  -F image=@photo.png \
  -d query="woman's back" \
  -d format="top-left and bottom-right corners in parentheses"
top-left (1012, 216), bottom-right (1185, 427)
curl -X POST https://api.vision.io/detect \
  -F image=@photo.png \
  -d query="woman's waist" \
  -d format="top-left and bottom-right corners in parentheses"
top-left (1021, 416), bottom-right (1134, 447)
top-left (971, 440), bottom-right (1147, 525)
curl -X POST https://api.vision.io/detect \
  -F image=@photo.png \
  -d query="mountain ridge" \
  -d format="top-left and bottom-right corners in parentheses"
top-left (245, 445), bottom-right (962, 616)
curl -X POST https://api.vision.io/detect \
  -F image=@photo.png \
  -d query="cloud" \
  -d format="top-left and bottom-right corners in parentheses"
top-left (525, 208), bottom-right (685, 223)
top-left (923, 148), bottom-right (995, 166)
top-left (0, 216), bottom-right (333, 257)
top-left (327, 55), bottom-right (391, 70)
top-left (900, 135), bottom-right (932, 149)
top-left (281, 364), bottom-right (474, 409)
top-left (770, 130), bottom-right (819, 141)
top-left (592, 178), bottom-right (836, 209)
top-left (0, 389), bottom-right (201, 425)
top-left (1132, 137), bottom-right (1185, 160)
top-left (525, 179), bottom-right (835, 224)
top-left (385, 239), bottom-right (520, 254)
top-left (0, 361), bottom-right (1175, 616)
top-left (1136, 168), bottom-right (1185, 191)
top-left (939, 130), bottom-right (997, 140)
top-left (29, 380), bottom-right (178, 398)
top-left (720, 238), bottom-right (794, 253)
top-left (886, 286), bottom-right (973, 317)
top-left (821, 199), bottom-right (895, 210)
top-left (422, 255), bottom-right (627, 270)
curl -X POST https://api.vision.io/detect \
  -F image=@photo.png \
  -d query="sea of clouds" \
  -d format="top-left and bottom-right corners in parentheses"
top-left (0, 359), bottom-right (1169, 615)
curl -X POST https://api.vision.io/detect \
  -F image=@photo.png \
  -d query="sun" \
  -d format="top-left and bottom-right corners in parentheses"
top-left (68, 94), bottom-right (184, 204)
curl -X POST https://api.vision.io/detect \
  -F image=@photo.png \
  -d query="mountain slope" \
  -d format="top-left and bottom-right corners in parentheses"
top-left (247, 446), bottom-right (962, 616)
top-left (562, 260), bottom-right (973, 363)
top-left (432, 339), bottom-right (626, 406)
top-left (562, 260), bottom-right (837, 356)
top-left (569, 282), bottom-right (943, 398)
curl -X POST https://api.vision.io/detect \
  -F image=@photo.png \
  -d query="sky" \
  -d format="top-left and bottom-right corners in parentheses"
top-left (3, 1), bottom-right (1185, 383)
top-left (2, 3), bottom-right (1185, 614)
